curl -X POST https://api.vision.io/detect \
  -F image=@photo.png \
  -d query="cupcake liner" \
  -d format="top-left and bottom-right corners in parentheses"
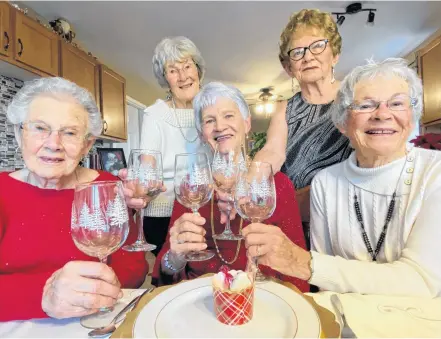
top-left (213, 285), bottom-right (254, 326)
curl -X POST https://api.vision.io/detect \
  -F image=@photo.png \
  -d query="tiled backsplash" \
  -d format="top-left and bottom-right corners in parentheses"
top-left (0, 75), bottom-right (24, 172)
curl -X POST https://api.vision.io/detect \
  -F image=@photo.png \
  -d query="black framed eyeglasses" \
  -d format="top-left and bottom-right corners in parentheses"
top-left (287, 39), bottom-right (329, 61)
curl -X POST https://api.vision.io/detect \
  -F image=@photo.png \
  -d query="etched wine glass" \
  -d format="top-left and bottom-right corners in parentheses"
top-left (71, 180), bottom-right (130, 326)
top-left (234, 161), bottom-right (276, 282)
top-left (211, 147), bottom-right (245, 240)
top-left (123, 149), bottom-right (163, 252)
top-left (174, 152), bottom-right (215, 261)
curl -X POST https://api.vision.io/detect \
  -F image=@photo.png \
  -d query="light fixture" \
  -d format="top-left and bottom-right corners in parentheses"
top-left (264, 102), bottom-right (274, 115)
top-left (255, 104), bottom-right (264, 114)
top-left (332, 2), bottom-right (377, 27)
top-left (366, 11), bottom-right (375, 26)
top-left (336, 15), bottom-right (345, 26)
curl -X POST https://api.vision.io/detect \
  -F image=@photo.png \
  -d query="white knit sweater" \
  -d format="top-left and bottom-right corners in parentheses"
top-left (140, 99), bottom-right (208, 217)
top-left (309, 145), bottom-right (441, 297)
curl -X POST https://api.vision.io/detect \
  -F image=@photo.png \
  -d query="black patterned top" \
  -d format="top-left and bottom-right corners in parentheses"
top-left (281, 92), bottom-right (352, 190)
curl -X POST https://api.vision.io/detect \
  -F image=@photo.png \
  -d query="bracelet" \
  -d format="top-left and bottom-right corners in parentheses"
top-left (163, 250), bottom-right (186, 272)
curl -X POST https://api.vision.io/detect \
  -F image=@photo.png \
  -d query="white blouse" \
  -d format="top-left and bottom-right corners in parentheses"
top-left (140, 99), bottom-right (208, 218)
top-left (309, 145), bottom-right (441, 297)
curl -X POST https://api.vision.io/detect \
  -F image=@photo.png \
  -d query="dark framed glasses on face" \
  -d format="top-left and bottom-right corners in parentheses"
top-left (349, 95), bottom-right (417, 114)
top-left (287, 39), bottom-right (329, 61)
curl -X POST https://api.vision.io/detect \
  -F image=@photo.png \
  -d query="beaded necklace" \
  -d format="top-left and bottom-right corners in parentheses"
top-left (353, 153), bottom-right (408, 261)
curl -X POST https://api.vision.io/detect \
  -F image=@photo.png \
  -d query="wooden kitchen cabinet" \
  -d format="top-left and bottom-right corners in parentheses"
top-left (13, 10), bottom-right (59, 76)
top-left (99, 65), bottom-right (127, 140)
top-left (60, 42), bottom-right (100, 109)
top-left (419, 38), bottom-right (441, 125)
top-left (0, 2), bottom-right (11, 57)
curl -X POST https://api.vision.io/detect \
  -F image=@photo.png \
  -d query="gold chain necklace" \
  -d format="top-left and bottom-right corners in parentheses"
top-left (210, 197), bottom-right (243, 265)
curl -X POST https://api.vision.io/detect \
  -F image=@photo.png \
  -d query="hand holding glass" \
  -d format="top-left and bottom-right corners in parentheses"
top-left (234, 162), bottom-right (276, 282)
top-left (174, 152), bottom-right (214, 261)
top-left (123, 149), bottom-right (163, 252)
top-left (71, 180), bottom-right (130, 325)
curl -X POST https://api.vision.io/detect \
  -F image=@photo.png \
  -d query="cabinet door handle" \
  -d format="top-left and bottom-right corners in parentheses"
top-left (3, 32), bottom-right (9, 51)
top-left (103, 120), bottom-right (108, 133)
top-left (17, 38), bottom-right (23, 56)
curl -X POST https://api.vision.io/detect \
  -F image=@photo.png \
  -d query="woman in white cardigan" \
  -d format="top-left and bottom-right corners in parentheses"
top-left (242, 58), bottom-right (441, 297)
top-left (139, 37), bottom-right (208, 258)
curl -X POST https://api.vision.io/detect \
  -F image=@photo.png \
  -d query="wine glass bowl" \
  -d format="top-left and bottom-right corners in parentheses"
top-left (211, 148), bottom-right (245, 241)
top-left (71, 180), bottom-right (130, 324)
top-left (174, 152), bottom-right (215, 261)
top-left (123, 150), bottom-right (163, 252)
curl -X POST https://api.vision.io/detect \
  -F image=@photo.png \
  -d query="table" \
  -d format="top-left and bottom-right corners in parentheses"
top-left (1, 288), bottom-right (440, 338)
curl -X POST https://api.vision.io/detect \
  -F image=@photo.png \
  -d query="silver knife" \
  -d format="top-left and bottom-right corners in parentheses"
top-left (330, 294), bottom-right (357, 338)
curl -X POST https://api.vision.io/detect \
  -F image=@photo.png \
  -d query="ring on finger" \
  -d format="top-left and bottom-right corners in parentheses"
top-left (177, 235), bottom-right (185, 244)
top-left (256, 245), bottom-right (261, 256)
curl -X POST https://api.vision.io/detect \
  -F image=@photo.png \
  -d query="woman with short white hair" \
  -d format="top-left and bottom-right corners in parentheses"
top-left (152, 82), bottom-right (309, 292)
top-left (242, 58), bottom-right (441, 297)
top-left (0, 77), bottom-right (147, 321)
top-left (137, 36), bottom-right (208, 259)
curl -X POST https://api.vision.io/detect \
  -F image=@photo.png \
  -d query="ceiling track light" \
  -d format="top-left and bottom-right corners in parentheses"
top-left (332, 2), bottom-right (377, 27)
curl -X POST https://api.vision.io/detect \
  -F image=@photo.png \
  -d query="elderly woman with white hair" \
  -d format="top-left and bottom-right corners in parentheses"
top-left (133, 36), bottom-right (208, 257)
top-left (242, 58), bottom-right (441, 297)
top-left (151, 82), bottom-right (309, 292)
top-left (0, 77), bottom-right (148, 321)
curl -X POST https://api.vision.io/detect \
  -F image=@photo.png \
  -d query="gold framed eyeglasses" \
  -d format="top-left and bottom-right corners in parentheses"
top-left (349, 95), bottom-right (417, 114)
top-left (287, 39), bottom-right (329, 61)
top-left (19, 121), bottom-right (90, 145)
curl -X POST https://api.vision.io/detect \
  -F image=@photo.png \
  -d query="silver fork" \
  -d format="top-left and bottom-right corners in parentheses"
top-left (330, 294), bottom-right (357, 338)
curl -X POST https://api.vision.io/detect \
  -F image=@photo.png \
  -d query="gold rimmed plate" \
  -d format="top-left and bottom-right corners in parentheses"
top-left (133, 277), bottom-right (321, 338)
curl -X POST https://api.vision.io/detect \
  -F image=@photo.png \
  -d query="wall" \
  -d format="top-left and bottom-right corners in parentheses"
top-left (0, 75), bottom-right (24, 172)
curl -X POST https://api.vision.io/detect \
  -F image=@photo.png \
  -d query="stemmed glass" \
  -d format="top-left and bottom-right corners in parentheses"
top-left (71, 180), bottom-right (130, 326)
top-left (123, 149), bottom-right (163, 252)
top-left (234, 162), bottom-right (277, 282)
top-left (211, 147), bottom-right (244, 240)
top-left (174, 152), bottom-right (215, 261)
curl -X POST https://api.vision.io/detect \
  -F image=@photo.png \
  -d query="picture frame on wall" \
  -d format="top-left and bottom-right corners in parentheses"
top-left (97, 148), bottom-right (127, 176)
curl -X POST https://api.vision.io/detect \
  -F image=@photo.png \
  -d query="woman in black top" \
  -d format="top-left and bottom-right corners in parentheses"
top-left (254, 9), bottom-right (351, 227)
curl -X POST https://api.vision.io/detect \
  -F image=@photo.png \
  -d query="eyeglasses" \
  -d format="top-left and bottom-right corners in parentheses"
top-left (164, 61), bottom-right (198, 78)
top-left (349, 95), bottom-right (417, 114)
top-left (287, 39), bottom-right (329, 61)
top-left (19, 121), bottom-right (89, 145)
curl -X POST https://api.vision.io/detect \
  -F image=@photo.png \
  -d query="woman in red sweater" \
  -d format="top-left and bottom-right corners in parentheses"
top-left (153, 82), bottom-right (308, 293)
top-left (0, 77), bottom-right (148, 322)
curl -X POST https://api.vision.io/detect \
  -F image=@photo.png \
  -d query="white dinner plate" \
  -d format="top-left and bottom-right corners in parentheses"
top-left (133, 277), bottom-right (321, 338)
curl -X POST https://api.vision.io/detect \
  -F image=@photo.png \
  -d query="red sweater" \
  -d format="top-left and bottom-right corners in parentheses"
top-left (153, 172), bottom-right (309, 292)
top-left (0, 171), bottom-right (148, 322)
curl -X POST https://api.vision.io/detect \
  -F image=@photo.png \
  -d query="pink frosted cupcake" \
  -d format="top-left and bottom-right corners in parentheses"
top-left (212, 266), bottom-right (254, 326)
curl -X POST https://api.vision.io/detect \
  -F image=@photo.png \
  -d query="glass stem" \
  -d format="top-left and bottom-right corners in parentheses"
top-left (223, 202), bottom-right (232, 233)
top-left (136, 208), bottom-right (146, 243)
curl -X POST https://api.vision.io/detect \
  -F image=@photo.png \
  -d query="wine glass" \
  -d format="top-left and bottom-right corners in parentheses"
top-left (211, 147), bottom-right (244, 241)
top-left (234, 161), bottom-right (276, 282)
top-left (174, 152), bottom-right (215, 261)
top-left (122, 149), bottom-right (163, 252)
top-left (71, 180), bottom-right (130, 326)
